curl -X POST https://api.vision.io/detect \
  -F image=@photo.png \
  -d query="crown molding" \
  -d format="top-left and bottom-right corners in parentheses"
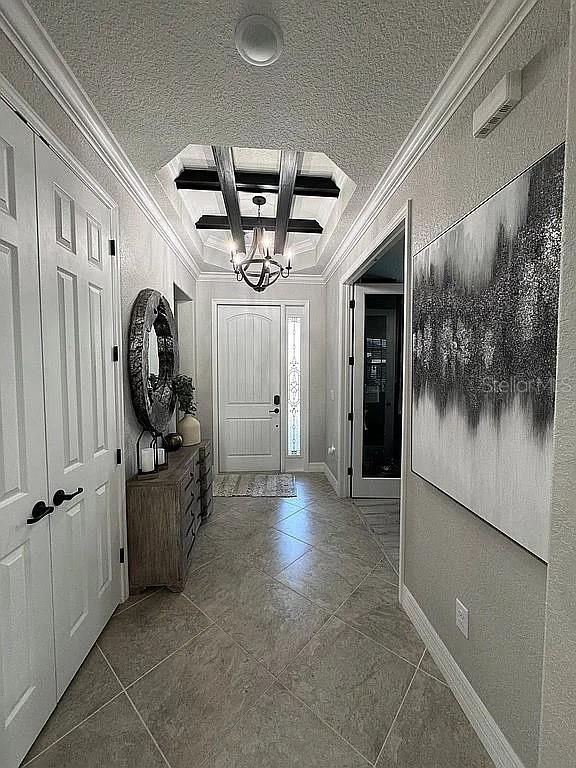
top-left (195, 270), bottom-right (325, 284)
top-left (0, 0), bottom-right (200, 279)
top-left (322, 0), bottom-right (539, 283)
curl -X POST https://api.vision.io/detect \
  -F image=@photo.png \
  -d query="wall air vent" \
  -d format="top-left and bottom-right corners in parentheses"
top-left (473, 71), bottom-right (521, 138)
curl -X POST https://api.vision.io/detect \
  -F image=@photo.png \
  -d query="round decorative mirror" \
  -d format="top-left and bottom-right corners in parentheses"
top-left (128, 289), bottom-right (179, 433)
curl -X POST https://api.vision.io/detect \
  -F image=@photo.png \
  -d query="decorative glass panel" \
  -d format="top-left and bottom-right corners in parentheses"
top-left (287, 315), bottom-right (302, 456)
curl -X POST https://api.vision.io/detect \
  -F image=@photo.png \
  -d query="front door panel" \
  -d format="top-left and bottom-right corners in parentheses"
top-left (0, 101), bottom-right (56, 768)
top-left (217, 306), bottom-right (281, 472)
top-left (35, 139), bottom-right (121, 696)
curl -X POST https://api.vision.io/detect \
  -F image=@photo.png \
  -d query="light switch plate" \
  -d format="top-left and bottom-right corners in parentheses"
top-left (456, 598), bottom-right (469, 639)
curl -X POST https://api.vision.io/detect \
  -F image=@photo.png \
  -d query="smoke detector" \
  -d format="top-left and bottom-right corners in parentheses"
top-left (473, 71), bottom-right (522, 138)
top-left (235, 15), bottom-right (283, 67)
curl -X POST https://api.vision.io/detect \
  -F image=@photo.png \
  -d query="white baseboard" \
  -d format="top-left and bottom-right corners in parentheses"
top-left (323, 463), bottom-right (339, 493)
top-left (401, 586), bottom-right (525, 768)
top-left (306, 462), bottom-right (326, 473)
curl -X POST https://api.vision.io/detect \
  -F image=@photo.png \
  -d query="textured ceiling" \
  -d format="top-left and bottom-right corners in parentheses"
top-left (29, 0), bottom-right (491, 274)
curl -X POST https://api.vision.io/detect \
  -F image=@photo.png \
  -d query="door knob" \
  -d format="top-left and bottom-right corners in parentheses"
top-left (27, 501), bottom-right (54, 525)
top-left (53, 487), bottom-right (83, 506)
top-left (269, 408), bottom-right (280, 413)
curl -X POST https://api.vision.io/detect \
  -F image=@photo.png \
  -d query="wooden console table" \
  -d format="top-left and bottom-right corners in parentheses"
top-left (126, 440), bottom-right (213, 592)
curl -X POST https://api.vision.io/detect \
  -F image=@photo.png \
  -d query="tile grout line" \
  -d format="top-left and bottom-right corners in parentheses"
top-left (20, 691), bottom-right (126, 766)
top-left (181, 596), bottom-right (374, 768)
top-left (373, 649), bottom-right (426, 766)
top-left (186, 554), bottom-right (418, 766)
top-left (96, 644), bottom-right (174, 768)
top-left (113, 588), bottom-right (160, 616)
top-left (121, 622), bottom-right (215, 691)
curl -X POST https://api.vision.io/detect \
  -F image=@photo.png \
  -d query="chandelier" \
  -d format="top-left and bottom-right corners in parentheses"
top-left (230, 196), bottom-right (292, 292)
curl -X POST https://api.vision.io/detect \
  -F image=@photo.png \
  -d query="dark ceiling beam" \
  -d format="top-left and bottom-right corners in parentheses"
top-left (175, 168), bottom-right (340, 198)
top-left (195, 215), bottom-right (323, 234)
top-left (211, 146), bottom-right (245, 251)
top-left (274, 150), bottom-right (301, 256)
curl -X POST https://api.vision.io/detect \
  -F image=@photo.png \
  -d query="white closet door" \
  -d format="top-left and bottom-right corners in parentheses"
top-left (0, 103), bottom-right (56, 767)
top-left (217, 305), bottom-right (281, 472)
top-left (35, 139), bottom-right (121, 696)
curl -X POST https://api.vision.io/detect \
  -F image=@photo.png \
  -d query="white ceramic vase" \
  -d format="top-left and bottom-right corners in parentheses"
top-left (177, 413), bottom-right (201, 446)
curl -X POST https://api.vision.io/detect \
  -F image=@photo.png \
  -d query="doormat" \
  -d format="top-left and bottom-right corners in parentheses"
top-left (214, 473), bottom-right (296, 497)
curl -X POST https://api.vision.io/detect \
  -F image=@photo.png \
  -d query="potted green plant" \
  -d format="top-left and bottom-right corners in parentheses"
top-left (172, 375), bottom-right (201, 446)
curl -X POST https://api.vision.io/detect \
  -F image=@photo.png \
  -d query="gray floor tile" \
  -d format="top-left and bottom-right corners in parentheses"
top-left (113, 588), bottom-right (159, 615)
top-left (25, 647), bottom-right (122, 762)
top-left (211, 497), bottom-right (303, 525)
top-left (98, 589), bottom-right (212, 685)
top-left (203, 682), bottom-right (368, 768)
top-left (275, 547), bottom-right (371, 610)
top-left (373, 558), bottom-right (399, 585)
top-left (281, 617), bottom-right (415, 762)
top-left (201, 514), bottom-right (265, 550)
top-left (188, 529), bottom-right (223, 573)
top-left (185, 555), bottom-right (328, 673)
top-left (216, 573), bottom-right (329, 674)
top-left (276, 507), bottom-right (383, 568)
top-left (184, 554), bottom-right (271, 620)
top-left (420, 650), bottom-right (447, 685)
top-left (376, 671), bottom-right (493, 767)
top-left (274, 507), bottom-right (337, 546)
top-left (241, 527), bottom-right (313, 576)
top-left (383, 546), bottom-right (400, 569)
top-left (336, 576), bottom-right (424, 664)
top-left (303, 498), bottom-right (365, 529)
top-left (26, 694), bottom-right (166, 768)
top-left (129, 625), bottom-right (273, 768)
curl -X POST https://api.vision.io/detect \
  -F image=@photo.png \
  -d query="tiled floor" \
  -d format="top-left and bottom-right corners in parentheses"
top-left (24, 474), bottom-right (493, 767)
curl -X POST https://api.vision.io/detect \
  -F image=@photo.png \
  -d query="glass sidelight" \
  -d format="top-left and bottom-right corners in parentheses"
top-left (287, 314), bottom-right (302, 456)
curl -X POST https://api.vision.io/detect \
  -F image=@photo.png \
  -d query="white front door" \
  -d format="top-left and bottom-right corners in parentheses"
top-left (217, 305), bottom-right (281, 472)
top-left (35, 139), bottom-right (121, 696)
top-left (0, 101), bottom-right (56, 767)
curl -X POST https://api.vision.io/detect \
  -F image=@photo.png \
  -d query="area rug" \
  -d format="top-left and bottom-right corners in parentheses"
top-left (214, 473), bottom-right (296, 497)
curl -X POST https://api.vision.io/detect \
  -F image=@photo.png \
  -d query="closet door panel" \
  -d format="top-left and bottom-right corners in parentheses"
top-left (0, 102), bottom-right (55, 768)
top-left (35, 139), bottom-right (121, 697)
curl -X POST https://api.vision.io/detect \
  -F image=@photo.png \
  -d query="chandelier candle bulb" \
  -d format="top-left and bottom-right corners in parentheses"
top-left (229, 195), bottom-right (294, 292)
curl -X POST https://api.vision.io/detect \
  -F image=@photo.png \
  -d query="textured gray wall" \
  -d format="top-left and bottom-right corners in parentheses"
top-left (538, 2), bottom-right (576, 764)
top-left (0, 31), bottom-right (198, 477)
top-left (324, 2), bottom-right (569, 765)
top-left (195, 280), bottom-right (326, 465)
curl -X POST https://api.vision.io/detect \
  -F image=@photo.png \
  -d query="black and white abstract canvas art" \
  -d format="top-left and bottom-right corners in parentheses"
top-left (411, 145), bottom-right (564, 561)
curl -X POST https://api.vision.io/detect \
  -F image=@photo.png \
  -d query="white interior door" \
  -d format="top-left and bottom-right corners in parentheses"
top-left (35, 138), bottom-right (121, 696)
top-left (217, 305), bottom-right (281, 472)
top-left (0, 101), bottom-right (56, 767)
top-left (352, 285), bottom-right (403, 498)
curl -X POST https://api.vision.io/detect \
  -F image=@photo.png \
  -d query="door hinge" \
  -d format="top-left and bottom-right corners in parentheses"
top-left (347, 412), bottom-right (353, 422)
top-left (119, 547), bottom-right (125, 564)
top-left (116, 448), bottom-right (122, 465)
top-left (112, 345), bottom-right (119, 362)
top-left (348, 356), bottom-right (354, 366)
top-left (109, 238), bottom-right (116, 256)
top-left (349, 299), bottom-right (356, 309)
top-left (347, 467), bottom-right (353, 477)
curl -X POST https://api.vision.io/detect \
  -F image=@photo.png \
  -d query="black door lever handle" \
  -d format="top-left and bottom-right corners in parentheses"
top-left (27, 501), bottom-right (54, 524)
top-left (53, 487), bottom-right (84, 506)
top-left (269, 408), bottom-right (280, 414)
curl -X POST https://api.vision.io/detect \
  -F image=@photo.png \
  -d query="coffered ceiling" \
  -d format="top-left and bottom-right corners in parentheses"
top-left (27, 0), bottom-right (492, 274)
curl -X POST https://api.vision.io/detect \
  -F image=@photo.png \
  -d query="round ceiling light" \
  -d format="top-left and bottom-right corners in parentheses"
top-left (234, 15), bottom-right (283, 67)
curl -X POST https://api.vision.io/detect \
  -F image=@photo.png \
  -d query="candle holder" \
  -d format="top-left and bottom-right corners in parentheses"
top-left (137, 429), bottom-right (158, 478)
top-left (155, 432), bottom-right (169, 471)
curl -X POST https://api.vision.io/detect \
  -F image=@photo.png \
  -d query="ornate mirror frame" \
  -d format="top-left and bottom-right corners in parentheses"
top-left (128, 288), bottom-right (179, 432)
